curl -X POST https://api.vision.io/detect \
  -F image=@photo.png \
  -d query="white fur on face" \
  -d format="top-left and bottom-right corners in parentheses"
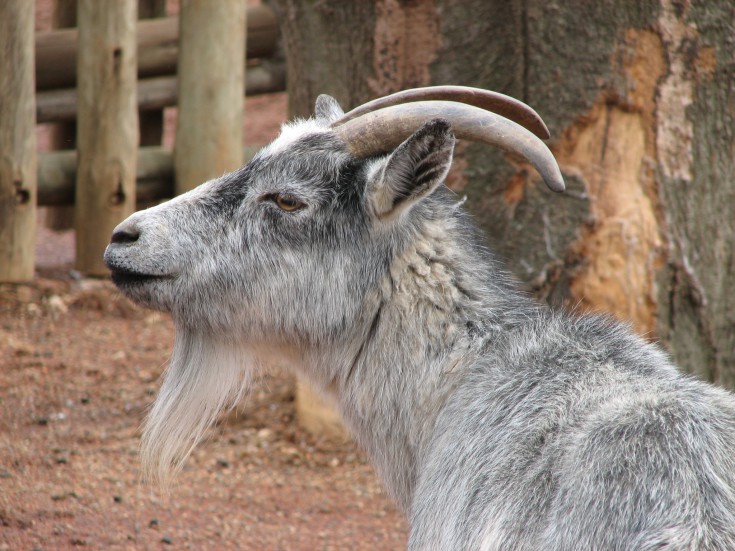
top-left (141, 326), bottom-right (254, 486)
top-left (257, 118), bottom-right (331, 158)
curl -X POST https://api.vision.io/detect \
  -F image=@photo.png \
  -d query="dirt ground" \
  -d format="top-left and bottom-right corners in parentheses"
top-left (0, 267), bottom-right (407, 550)
top-left (4, 18), bottom-right (407, 542)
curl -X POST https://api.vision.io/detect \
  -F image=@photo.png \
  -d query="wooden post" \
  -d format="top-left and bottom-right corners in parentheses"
top-left (0, 0), bottom-right (37, 282)
top-left (75, 1), bottom-right (138, 275)
top-left (174, 0), bottom-right (246, 194)
top-left (296, 380), bottom-right (349, 441)
top-left (44, 0), bottom-right (77, 232)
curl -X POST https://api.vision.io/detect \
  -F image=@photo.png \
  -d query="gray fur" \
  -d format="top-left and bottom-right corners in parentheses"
top-left (105, 98), bottom-right (735, 550)
top-left (315, 94), bottom-right (345, 124)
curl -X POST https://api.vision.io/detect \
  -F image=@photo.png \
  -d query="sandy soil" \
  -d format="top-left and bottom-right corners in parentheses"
top-left (0, 272), bottom-right (407, 550)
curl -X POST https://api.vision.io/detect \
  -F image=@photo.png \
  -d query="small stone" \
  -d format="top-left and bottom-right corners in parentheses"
top-left (113, 495), bottom-right (123, 503)
top-left (149, 518), bottom-right (159, 528)
top-left (36, 417), bottom-right (48, 426)
top-left (144, 313), bottom-right (163, 326)
top-left (257, 428), bottom-right (274, 440)
top-left (1, 331), bottom-right (32, 356)
top-left (161, 536), bottom-right (172, 545)
top-left (216, 458), bottom-right (230, 468)
top-left (47, 295), bottom-right (68, 318)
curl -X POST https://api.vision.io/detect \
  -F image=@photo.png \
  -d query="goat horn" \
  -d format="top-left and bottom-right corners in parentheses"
top-left (331, 100), bottom-right (565, 193)
top-left (332, 86), bottom-right (550, 140)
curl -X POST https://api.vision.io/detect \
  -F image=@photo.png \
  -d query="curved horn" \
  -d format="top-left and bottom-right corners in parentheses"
top-left (332, 85), bottom-right (550, 140)
top-left (331, 101), bottom-right (565, 193)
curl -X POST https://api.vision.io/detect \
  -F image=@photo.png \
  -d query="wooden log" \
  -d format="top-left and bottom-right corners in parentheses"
top-left (35, 5), bottom-right (278, 91)
top-left (37, 146), bottom-right (262, 207)
top-left (137, 0), bottom-right (168, 148)
top-left (40, 147), bottom-right (169, 207)
top-left (36, 61), bottom-right (287, 124)
top-left (174, 0), bottom-right (246, 194)
top-left (75, 0), bottom-right (138, 276)
top-left (295, 379), bottom-right (349, 442)
top-left (0, 0), bottom-right (37, 282)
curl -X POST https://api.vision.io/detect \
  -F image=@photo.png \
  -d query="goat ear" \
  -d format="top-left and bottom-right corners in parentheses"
top-left (315, 94), bottom-right (345, 124)
top-left (367, 119), bottom-right (455, 220)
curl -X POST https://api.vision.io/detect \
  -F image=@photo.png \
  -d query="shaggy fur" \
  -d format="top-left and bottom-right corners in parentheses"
top-left (105, 97), bottom-right (735, 550)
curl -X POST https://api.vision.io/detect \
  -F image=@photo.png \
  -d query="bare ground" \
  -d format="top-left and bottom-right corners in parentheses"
top-left (0, 272), bottom-right (407, 550)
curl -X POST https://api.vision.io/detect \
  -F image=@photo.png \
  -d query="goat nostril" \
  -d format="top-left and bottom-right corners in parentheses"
top-left (111, 228), bottom-right (140, 244)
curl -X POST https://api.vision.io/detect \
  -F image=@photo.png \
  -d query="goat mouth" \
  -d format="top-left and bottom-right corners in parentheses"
top-left (109, 268), bottom-right (171, 287)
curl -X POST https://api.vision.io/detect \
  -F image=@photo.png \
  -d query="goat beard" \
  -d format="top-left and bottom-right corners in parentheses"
top-left (140, 325), bottom-right (253, 487)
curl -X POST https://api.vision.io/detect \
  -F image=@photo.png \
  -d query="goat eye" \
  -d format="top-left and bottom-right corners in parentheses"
top-left (272, 193), bottom-right (305, 212)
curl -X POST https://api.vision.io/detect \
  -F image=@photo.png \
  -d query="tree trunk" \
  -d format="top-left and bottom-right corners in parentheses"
top-left (173, 0), bottom-right (246, 194)
top-left (0, 0), bottom-right (37, 282)
top-left (270, 0), bottom-right (735, 432)
top-left (75, 0), bottom-right (138, 275)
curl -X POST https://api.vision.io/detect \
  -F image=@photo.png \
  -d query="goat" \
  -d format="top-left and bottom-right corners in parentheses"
top-left (104, 86), bottom-right (735, 550)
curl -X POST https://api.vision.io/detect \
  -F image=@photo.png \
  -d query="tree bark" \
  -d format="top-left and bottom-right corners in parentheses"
top-left (270, 0), bottom-right (735, 399)
top-left (0, 0), bottom-right (37, 282)
top-left (75, 0), bottom-right (138, 275)
top-left (173, 0), bottom-right (246, 194)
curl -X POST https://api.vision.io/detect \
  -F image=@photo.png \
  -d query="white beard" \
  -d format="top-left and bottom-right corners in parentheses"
top-left (141, 326), bottom-right (253, 486)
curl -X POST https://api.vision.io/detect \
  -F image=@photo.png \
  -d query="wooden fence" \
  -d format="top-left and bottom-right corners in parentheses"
top-left (0, 0), bottom-right (285, 279)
